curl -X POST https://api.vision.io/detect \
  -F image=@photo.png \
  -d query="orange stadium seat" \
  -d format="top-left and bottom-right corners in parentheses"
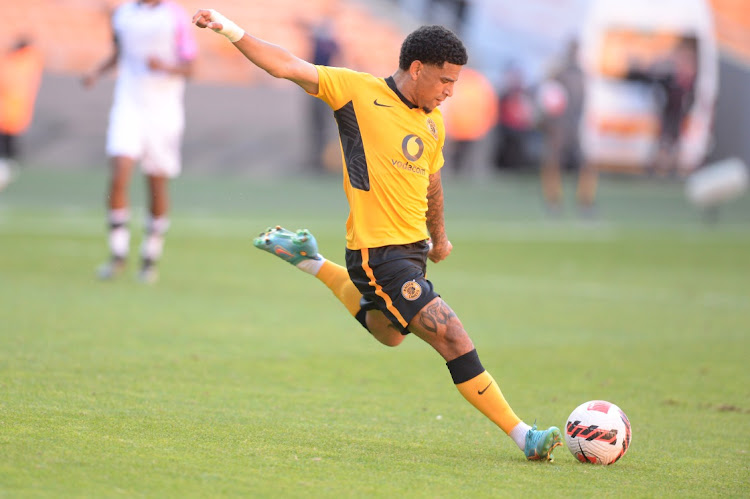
top-left (5, 0), bottom-right (407, 85)
top-left (709, 0), bottom-right (750, 63)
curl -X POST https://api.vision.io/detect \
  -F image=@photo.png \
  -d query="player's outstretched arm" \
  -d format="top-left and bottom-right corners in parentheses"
top-left (192, 8), bottom-right (319, 94)
top-left (426, 171), bottom-right (452, 263)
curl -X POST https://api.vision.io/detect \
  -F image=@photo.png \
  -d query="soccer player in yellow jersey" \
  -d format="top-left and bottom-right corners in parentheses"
top-left (193, 8), bottom-right (562, 461)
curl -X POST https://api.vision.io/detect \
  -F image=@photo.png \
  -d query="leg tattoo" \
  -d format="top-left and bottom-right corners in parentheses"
top-left (418, 300), bottom-right (456, 334)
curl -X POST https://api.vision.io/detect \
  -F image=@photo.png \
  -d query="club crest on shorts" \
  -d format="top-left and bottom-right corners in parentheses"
top-left (401, 280), bottom-right (422, 301)
top-left (426, 117), bottom-right (438, 139)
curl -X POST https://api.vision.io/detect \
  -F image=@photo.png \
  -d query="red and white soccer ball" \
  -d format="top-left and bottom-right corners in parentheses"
top-left (565, 400), bottom-right (632, 465)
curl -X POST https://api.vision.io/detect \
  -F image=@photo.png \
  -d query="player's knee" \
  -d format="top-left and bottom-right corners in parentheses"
top-left (441, 323), bottom-right (472, 349)
top-left (368, 325), bottom-right (405, 347)
top-left (420, 319), bottom-right (473, 360)
top-left (365, 311), bottom-right (406, 347)
top-left (377, 331), bottom-right (405, 347)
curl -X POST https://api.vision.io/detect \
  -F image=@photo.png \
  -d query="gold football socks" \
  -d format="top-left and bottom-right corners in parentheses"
top-left (315, 260), bottom-right (362, 317)
top-left (447, 349), bottom-right (522, 434)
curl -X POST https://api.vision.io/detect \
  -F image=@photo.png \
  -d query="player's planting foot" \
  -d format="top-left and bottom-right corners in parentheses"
top-left (525, 424), bottom-right (563, 462)
top-left (137, 261), bottom-right (158, 284)
top-left (253, 226), bottom-right (321, 265)
top-left (97, 256), bottom-right (126, 280)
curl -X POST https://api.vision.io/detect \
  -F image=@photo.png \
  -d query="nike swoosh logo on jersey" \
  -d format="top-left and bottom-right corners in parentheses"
top-left (373, 99), bottom-right (393, 107)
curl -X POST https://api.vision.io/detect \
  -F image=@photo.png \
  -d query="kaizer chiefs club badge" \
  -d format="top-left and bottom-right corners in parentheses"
top-left (401, 280), bottom-right (422, 301)
top-left (426, 117), bottom-right (438, 139)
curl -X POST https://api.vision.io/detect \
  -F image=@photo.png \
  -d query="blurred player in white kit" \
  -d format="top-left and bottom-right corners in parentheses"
top-left (83, 0), bottom-right (197, 283)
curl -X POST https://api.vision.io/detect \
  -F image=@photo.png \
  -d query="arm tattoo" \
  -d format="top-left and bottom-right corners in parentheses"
top-left (426, 172), bottom-right (446, 243)
top-left (419, 300), bottom-right (456, 334)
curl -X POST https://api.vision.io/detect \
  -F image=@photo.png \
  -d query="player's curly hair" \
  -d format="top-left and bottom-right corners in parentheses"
top-left (398, 25), bottom-right (468, 70)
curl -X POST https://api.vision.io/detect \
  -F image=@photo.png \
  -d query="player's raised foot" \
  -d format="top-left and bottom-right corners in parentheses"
top-left (253, 226), bottom-right (321, 265)
top-left (524, 424), bottom-right (563, 462)
top-left (97, 257), bottom-right (126, 281)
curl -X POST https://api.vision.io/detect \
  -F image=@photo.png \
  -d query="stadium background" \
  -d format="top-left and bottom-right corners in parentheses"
top-left (2, 0), bottom-right (749, 176)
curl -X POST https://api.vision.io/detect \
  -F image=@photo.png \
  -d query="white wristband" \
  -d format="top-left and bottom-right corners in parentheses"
top-left (207, 9), bottom-right (245, 43)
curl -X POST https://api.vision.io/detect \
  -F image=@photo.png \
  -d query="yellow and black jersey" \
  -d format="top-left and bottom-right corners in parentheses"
top-left (312, 66), bottom-right (445, 250)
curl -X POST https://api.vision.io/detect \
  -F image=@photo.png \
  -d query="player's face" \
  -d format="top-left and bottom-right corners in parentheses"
top-left (415, 62), bottom-right (462, 113)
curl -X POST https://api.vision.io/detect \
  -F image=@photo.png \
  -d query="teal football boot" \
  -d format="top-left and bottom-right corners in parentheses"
top-left (253, 226), bottom-right (321, 266)
top-left (525, 424), bottom-right (563, 462)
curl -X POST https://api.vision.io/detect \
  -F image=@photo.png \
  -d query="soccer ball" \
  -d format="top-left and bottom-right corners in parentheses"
top-left (565, 400), bottom-right (632, 465)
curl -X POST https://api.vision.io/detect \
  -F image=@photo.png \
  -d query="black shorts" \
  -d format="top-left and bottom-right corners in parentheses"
top-left (346, 240), bottom-right (440, 334)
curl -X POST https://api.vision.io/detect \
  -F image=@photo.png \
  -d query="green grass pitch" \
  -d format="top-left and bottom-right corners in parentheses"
top-left (1, 168), bottom-right (748, 497)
